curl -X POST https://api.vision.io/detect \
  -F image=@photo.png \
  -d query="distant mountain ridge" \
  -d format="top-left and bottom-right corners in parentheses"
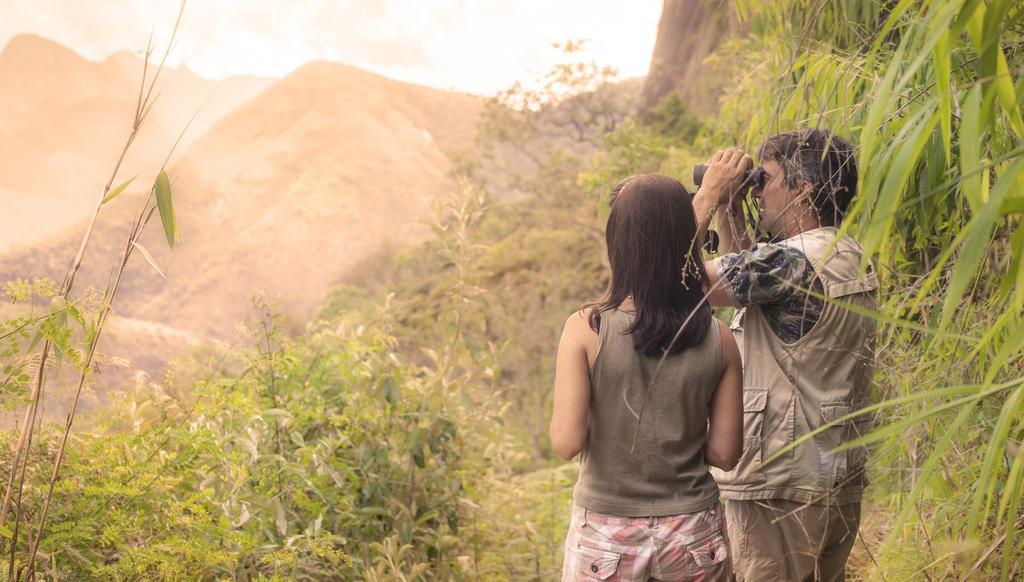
top-left (111, 57), bottom-right (483, 337)
top-left (0, 34), bottom-right (483, 380)
top-left (0, 33), bottom-right (272, 250)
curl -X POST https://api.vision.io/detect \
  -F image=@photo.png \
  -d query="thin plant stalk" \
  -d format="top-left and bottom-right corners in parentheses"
top-left (0, 2), bottom-right (186, 576)
top-left (24, 203), bottom-right (157, 577)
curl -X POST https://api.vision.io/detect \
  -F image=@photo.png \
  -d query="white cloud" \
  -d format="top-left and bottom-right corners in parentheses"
top-left (0, 0), bottom-right (661, 95)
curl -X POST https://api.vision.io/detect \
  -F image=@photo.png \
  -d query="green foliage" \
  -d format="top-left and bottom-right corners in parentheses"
top-left (722, 1), bottom-right (1024, 578)
top-left (3, 3), bottom-right (1021, 579)
top-left (155, 170), bottom-right (179, 249)
top-left (643, 92), bottom-right (703, 145)
top-left (0, 279), bottom-right (97, 410)
top-left (379, 179), bottom-right (606, 463)
top-left (101, 176), bottom-right (136, 205)
top-left (0, 183), bottom-right (530, 580)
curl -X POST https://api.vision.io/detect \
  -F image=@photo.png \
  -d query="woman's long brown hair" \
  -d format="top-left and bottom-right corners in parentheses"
top-left (586, 173), bottom-right (712, 356)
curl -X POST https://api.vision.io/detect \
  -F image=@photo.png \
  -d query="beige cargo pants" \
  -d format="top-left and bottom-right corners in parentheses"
top-left (725, 499), bottom-right (861, 582)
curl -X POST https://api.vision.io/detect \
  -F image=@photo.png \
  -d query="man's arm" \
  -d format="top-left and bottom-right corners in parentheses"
top-left (704, 258), bottom-right (739, 308)
top-left (716, 200), bottom-right (753, 255)
top-left (703, 203), bottom-right (754, 308)
top-left (692, 148), bottom-right (753, 306)
top-left (709, 244), bottom-right (820, 305)
top-left (692, 148), bottom-right (752, 245)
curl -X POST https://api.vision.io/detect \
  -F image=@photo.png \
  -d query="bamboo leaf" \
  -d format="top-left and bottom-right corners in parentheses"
top-left (966, 311), bottom-right (1019, 363)
top-left (968, 385), bottom-right (1024, 538)
top-left (984, 320), bottom-right (1024, 386)
top-left (856, 39), bottom-right (905, 193)
top-left (154, 171), bottom-right (178, 248)
top-left (892, 0), bottom-right (964, 92)
top-left (27, 330), bottom-right (42, 353)
top-left (65, 304), bottom-right (92, 346)
top-left (1000, 196), bottom-right (1024, 215)
top-left (835, 393), bottom-right (985, 451)
top-left (907, 219), bottom-right (972, 316)
top-left (979, 0), bottom-right (1023, 138)
top-left (952, 0), bottom-right (984, 34)
top-left (50, 295), bottom-right (68, 332)
top-left (941, 157), bottom-right (1024, 328)
top-left (963, 2), bottom-right (1021, 137)
top-left (101, 176), bottom-right (136, 205)
top-left (878, 403), bottom-right (977, 566)
top-left (993, 47), bottom-right (1024, 137)
top-left (863, 105), bottom-right (937, 256)
top-left (1011, 226), bottom-right (1024, 310)
top-left (999, 454), bottom-right (1024, 580)
top-left (789, 281), bottom-right (981, 343)
top-left (863, 0), bottom-right (916, 69)
top-left (764, 379), bottom-right (1022, 464)
top-left (960, 85), bottom-right (984, 213)
top-left (933, 31), bottom-right (952, 162)
top-left (132, 241), bottom-right (167, 281)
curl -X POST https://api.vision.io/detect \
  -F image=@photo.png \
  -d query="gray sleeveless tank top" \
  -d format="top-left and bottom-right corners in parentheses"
top-left (573, 308), bottom-right (724, 516)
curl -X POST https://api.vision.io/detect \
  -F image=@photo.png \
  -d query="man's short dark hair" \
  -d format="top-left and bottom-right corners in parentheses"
top-left (758, 128), bottom-right (858, 227)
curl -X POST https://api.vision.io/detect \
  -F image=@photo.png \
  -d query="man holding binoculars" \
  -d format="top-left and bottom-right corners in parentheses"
top-left (691, 128), bottom-right (878, 582)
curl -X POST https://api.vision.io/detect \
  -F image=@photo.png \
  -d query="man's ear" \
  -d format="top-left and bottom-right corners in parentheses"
top-left (796, 180), bottom-right (814, 206)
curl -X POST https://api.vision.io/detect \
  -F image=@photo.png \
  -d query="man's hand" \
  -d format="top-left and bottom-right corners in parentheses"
top-left (697, 148), bottom-right (754, 208)
top-left (692, 148), bottom-right (756, 258)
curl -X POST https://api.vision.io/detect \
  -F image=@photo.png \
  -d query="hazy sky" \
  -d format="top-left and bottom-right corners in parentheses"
top-left (1, 0), bottom-right (663, 95)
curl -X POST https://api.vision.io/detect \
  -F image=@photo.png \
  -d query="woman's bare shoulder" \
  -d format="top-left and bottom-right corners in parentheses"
top-left (562, 308), bottom-right (598, 339)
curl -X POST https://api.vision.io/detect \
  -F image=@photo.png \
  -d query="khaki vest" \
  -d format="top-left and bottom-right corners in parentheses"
top-left (712, 227), bottom-right (879, 505)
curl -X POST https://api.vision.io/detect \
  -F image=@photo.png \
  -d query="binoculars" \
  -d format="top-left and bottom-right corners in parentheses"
top-left (690, 163), bottom-right (766, 254)
top-left (693, 163), bottom-right (767, 190)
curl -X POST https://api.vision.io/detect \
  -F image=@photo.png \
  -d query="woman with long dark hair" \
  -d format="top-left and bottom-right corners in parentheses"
top-left (550, 173), bottom-right (742, 581)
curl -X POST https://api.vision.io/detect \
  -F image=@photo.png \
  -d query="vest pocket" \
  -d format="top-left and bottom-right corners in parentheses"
top-left (734, 387), bottom-right (768, 482)
top-left (818, 401), bottom-right (870, 488)
top-left (818, 402), bottom-right (848, 488)
top-left (849, 408), bottom-right (871, 481)
top-left (819, 399), bottom-right (868, 485)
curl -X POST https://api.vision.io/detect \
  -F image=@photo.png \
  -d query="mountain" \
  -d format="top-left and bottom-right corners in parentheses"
top-left (0, 33), bottom-right (272, 250)
top-left (0, 45), bottom-right (483, 379)
top-left (118, 60), bottom-right (483, 337)
top-left (642, 0), bottom-right (743, 113)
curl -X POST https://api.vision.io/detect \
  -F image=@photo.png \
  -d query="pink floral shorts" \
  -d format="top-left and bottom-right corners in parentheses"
top-left (561, 503), bottom-right (732, 581)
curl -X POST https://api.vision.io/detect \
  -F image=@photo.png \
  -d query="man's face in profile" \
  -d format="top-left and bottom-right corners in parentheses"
top-left (750, 159), bottom-right (807, 239)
